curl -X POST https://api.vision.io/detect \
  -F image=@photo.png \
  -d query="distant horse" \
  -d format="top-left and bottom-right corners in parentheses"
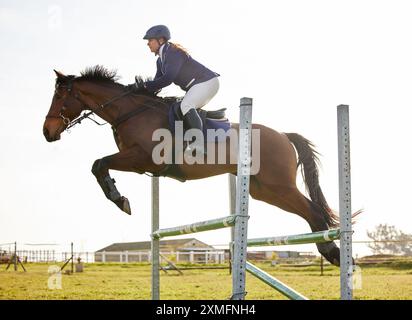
top-left (43, 65), bottom-right (344, 266)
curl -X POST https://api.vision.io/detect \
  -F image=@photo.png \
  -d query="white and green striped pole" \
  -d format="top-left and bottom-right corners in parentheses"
top-left (247, 229), bottom-right (340, 247)
top-left (152, 216), bottom-right (236, 239)
top-left (246, 262), bottom-right (308, 300)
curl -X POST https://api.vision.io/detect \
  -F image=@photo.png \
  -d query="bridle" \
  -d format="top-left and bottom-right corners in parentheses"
top-left (45, 78), bottom-right (134, 130)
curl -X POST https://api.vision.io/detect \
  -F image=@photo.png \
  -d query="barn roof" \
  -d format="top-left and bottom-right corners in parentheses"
top-left (95, 238), bottom-right (214, 252)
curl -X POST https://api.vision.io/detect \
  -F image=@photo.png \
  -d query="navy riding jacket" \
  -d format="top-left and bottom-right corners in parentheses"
top-left (145, 42), bottom-right (219, 92)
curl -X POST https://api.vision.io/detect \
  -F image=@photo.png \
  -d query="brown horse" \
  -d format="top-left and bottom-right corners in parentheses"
top-left (43, 65), bottom-right (343, 266)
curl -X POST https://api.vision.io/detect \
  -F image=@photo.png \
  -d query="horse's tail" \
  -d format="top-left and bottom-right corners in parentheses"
top-left (285, 133), bottom-right (339, 228)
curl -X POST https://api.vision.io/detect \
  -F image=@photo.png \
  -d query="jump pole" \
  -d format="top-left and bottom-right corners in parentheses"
top-left (151, 176), bottom-right (160, 300)
top-left (245, 262), bottom-right (308, 300)
top-left (152, 216), bottom-right (236, 239)
top-left (337, 104), bottom-right (353, 300)
top-left (247, 229), bottom-right (340, 247)
top-left (228, 174), bottom-right (236, 275)
top-left (231, 97), bottom-right (253, 300)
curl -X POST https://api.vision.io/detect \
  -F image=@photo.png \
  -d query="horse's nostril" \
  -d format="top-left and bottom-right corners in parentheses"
top-left (43, 127), bottom-right (50, 140)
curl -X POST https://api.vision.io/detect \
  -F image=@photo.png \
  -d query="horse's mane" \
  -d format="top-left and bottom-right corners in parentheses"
top-left (79, 65), bottom-right (120, 84)
top-left (73, 65), bottom-right (180, 104)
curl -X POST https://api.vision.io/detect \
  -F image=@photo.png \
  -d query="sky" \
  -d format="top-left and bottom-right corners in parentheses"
top-left (1, 0), bottom-right (412, 257)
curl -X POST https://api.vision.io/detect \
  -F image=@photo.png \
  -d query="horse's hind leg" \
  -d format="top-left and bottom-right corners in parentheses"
top-left (283, 189), bottom-right (341, 266)
top-left (249, 178), bottom-right (341, 266)
top-left (91, 146), bottom-right (154, 215)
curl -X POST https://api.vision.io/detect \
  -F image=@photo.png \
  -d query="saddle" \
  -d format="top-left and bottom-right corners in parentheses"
top-left (173, 102), bottom-right (227, 122)
top-left (168, 101), bottom-right (231, 141)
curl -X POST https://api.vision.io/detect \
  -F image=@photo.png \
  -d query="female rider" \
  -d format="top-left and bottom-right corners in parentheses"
top-left (140, 25), bottom-right (220, 156)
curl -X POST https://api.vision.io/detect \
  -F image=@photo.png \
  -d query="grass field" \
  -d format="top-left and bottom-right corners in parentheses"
top-left (1, 260), bottom-right (411, 300)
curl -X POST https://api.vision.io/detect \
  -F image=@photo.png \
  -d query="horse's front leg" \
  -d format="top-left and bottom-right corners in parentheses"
top-left (91, 146), bottom-right (154, 215)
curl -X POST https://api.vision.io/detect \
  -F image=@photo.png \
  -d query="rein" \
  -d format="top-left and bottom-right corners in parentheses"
top-left (66, 89), bottom-right (133, 130)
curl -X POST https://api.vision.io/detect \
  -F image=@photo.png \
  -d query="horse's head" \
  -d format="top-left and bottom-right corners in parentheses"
top-left (43, 70), bottom-right (85, 142)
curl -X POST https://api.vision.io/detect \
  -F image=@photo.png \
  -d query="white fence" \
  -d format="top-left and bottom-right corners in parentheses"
top-left (8, 251), bottom-right (94, 263)
top-left (95, 251), bottom-right (227, 264)
top-left (2, 249), bottom-right (320, 264)
top-left (1, 249), bottom-right (226, 264)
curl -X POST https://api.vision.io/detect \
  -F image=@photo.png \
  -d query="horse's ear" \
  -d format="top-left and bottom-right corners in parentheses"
top-left (54, 69), bottom-right (66, 79)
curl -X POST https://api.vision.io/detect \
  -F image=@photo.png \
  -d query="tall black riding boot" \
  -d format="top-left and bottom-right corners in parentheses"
top-left (183, 108), bottom-right (206, 156)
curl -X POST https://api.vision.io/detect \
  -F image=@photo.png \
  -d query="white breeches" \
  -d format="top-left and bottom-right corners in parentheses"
top-left (180, 77), bottom-right (220, 115)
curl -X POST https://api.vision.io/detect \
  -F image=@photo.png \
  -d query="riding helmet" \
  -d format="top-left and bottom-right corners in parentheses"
top-left (143, 25), bottom-right (171, 41)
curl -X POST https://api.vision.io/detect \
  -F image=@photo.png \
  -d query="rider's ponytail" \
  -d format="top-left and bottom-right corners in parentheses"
top-left (169, 42), bottom-right (190, 56)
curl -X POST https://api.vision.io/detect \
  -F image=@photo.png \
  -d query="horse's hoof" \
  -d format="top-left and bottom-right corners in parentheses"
top-left (122, 197), bottom-right (132, 215)
top-left (116, 197), bottom-right (132, 215)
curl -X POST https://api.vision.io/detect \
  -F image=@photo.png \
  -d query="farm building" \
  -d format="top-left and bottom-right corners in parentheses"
top-left (95, 238), bottom-right (222, 263)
